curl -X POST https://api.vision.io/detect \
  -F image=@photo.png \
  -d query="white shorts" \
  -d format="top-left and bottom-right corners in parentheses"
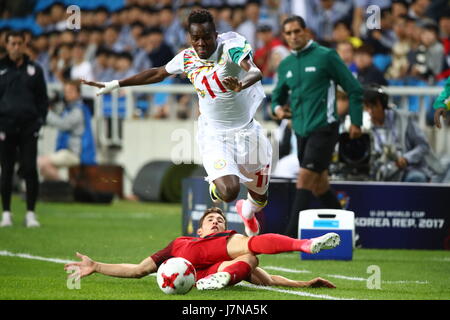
top-left (49, 149), bottom-right (80, 168)
top-left (197, 116), bottom-right (272, 195)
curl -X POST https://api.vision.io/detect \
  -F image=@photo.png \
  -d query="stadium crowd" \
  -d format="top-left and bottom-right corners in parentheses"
top-left (0, 0), bottom-right (449, 119)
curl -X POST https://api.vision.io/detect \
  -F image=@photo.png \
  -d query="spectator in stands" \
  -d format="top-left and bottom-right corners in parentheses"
top-left (306, 0), bottom-right (352, 44)
top-left (113, 52), bottom-right (137, 80)
top-left (159, 5), bottom-right (187, 52)
top-left (70, 42), bottom-right (94, 81)
top-left (354, 44), bottom-right (388, 86)
top-left (38, 80), bottom-right (96, 181)
top-left (49, 2), bottom-right (67, 32)
top-left (85, 27), bottom-right (103, 62)
top-left (140, 7), bottom-right (159, 29)
top-left (230, 5), bottom-right (246, 30)
top-left (103, 25), bottom-right (126, 53)
top-left (47, 30), bottom-right (61, 58)
top-left (50, 43), bottom-right (73, 83)
top-left (331, 20), bottom-right (363, 49)
top-left (36, 8), bottom-right (53, 33)
top-left (60, 30), bottom-right (76, 45)
top-left (408, 0), bottom-right (432, 25)
top-left (254, 24), bottom-right (289, 82)
top-left (116, 7), bottom-right (136, 52)
top-left (131, 23), bottom-right (151, 73)
top-left (336, 41), bottom-right (358, 75)
top-left (218, 4), bottom-right (234, 31)
top-left (33, 33), bottom-right (50, 72)
top-left (236, 1), bottom-right (261, 50)
top-left (207, 4), bottom-right (233, 34)
top-left (408, 23), bottom-right (444, 85)
top-left (391, 0), bottom-right (409, 19)
top-left (80, 9), bottom-right (95, 29)
top-left (385, 15), bottom-right (411, 82)
top-left (146, 27), bottom-right (174, 68)
top-left (92, 47), bottom-right (113, 82)
top-left (93, 6), bottom-right (110, 28)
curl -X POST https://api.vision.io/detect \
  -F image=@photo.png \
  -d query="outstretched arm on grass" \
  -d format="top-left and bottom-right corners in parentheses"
top-left (249, 267), bottom-right (336, 288)
top-left (64, 252), bottom-right (157, 279)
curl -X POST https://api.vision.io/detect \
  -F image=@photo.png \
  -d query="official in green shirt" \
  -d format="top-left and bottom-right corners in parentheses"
top-left (271, 16), bottom-right (363, 237)
top-left (433, 77), bottom-right (450, 129)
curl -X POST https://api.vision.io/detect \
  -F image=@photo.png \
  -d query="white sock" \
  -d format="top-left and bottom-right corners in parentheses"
top-left (2, 211), bottom-right (11, 216)
top-left (242, 199), bottom-right (263, 220)
top-left (26, 211), bottom-right (36, 217)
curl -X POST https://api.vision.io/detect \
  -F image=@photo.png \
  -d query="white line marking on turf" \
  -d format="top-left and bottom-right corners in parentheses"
top-left (264, 265), bottom-right (429, 285)
top-left (0, 250), bottom-right (74, 264)
top-left (262, 266), bottom-right (311, 274)
top-left (236, 283), bottom-right (356, 300)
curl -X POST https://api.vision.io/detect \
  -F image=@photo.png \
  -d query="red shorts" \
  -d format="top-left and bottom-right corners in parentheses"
top-left (173, 232), bottom-right (234, 270)
top-left (195, 262), bottom-right (223, 280)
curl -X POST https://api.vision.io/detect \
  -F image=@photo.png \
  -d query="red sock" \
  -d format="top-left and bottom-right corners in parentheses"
top-left (222, 261), bottom-right (252, 285)
top-left (248, 233), bottom-right (312, 254)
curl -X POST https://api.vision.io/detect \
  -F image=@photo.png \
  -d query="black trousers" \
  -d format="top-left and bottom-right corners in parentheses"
top-left (0, 124), bottom-right (39, 212)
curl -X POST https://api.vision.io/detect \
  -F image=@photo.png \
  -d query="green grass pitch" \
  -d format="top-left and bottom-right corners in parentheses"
top-left (0, 196), bottom-right (449, 300)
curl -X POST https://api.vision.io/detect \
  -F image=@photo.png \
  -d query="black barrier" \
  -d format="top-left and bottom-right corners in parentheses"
top-left (182, 178), bottom-right (450, 250)
top-left (134, 161), bottom-right (203, 202)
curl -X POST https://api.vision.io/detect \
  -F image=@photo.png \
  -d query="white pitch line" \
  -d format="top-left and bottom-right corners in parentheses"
top-left (236, 283), bottom-right (356, 300)
top-left (1, 250), bottom-right (355, 300)
top-left (262, 266), bottom-right (311, 274)
top-left (264, 265), bottom-right (429, 285)
top-left (0, 250), bottom-right (74, 264)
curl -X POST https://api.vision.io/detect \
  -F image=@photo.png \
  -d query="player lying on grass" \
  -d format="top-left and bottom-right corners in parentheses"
top-left (65, 207), bottom-right (339, 290)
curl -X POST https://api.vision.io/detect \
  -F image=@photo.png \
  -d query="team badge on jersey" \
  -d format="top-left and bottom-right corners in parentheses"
top-left (214, 159), bottom-right (227, 170)
top-left (27, 65), bottom-right (35, 76)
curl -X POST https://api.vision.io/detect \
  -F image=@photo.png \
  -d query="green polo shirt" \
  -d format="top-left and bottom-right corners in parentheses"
top-left (272, 41), bottom-right (363, 137)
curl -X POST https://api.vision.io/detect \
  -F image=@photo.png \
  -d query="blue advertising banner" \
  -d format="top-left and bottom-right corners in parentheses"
top-left (182, 178), bottom-right (450, 250)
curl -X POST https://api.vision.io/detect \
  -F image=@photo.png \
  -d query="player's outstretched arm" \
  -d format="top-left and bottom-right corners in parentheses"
top-left (81, 66), bottom-right (171, 96)
top-left (249, 267), bottom-right (336, 288)
top-left (64, 252), bottom-right (157, 279)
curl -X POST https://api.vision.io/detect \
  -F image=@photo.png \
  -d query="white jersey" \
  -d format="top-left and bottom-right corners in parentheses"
top-left (165, 32), bottom-right (265, 130)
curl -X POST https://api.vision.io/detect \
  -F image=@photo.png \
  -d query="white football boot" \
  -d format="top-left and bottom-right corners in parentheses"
top-left (0, 211), bottom-right (13, 227)
top-left (309, 232), bottom-right (341, 254)
top-left (25, 212), bottom-right (40, 228)
top-left (196, 272), bottom-right (231, 290)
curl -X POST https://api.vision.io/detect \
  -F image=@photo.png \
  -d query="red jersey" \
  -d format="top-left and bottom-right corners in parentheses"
top-left (150, 230), bottom-right (236, 270)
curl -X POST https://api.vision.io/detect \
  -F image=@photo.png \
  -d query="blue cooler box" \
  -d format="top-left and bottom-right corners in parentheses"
top-left (298, 209), bottom-right (355, 261)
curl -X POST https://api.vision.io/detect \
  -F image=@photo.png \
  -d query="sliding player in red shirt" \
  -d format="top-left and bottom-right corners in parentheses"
top-left (65, 207), bottom-right (339, 290)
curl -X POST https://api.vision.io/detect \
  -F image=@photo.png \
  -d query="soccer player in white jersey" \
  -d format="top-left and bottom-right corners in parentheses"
top-left (82, 9), bottom-right (271, 236)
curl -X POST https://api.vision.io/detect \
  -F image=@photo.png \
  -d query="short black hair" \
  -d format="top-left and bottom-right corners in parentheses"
top-left (118, 51), bottom-right (132, 61)
top-left (282, 15), bottom-right (306, 31)
top-left (363, 84), bottom-right (389, 109)
top-left (355, 43), bottom-right (374, 56)
top-left (6, 30), bottom-right (25, 43)
top-left (188, 9), bottom-right (216, 32)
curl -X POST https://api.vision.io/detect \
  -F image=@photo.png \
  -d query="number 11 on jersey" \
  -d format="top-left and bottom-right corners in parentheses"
top-left (202, 71), bottom-right (227, 99)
